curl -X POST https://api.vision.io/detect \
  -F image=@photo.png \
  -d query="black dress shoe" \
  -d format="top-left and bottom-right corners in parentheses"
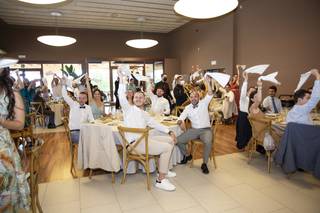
top-left (201, 163), bottom-right (209, 174)
top-left (179, 155), bottom-right (192, 164)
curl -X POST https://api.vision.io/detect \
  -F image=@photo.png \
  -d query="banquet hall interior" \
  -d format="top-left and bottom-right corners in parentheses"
top-left (0, 0), bottom-right (320, 212)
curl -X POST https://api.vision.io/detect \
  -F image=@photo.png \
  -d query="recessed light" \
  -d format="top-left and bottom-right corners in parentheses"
top-left (18, 0), bottom-right (67, 4)
top-left (50, 11), bottom-right (63, 16)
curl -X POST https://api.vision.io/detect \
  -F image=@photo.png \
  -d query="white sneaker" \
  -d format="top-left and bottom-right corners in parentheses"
top-left (157, 170), bottom-right (177, 178)
top-left (166, 170), bottom-right (176, 178)
top-left (155, 178), bottom-right (176, 191)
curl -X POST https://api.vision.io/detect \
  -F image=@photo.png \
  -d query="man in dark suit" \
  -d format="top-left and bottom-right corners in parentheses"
top-left (155, 74), bottom-right (174, 111)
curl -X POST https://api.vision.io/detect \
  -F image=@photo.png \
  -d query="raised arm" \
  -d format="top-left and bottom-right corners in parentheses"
top-left (85, 73), bottom-right (93, 104)
top-left (61, 77), bottom-right (76, 107)
top-left (301, 69), bottom-right (320, 113)
top-left (240, 71), bottom-right (249, 104)
top-left (0, 92), bottom-right (25, 130)
top-left (250, 80), bottom-right (262, 111)
top-left (15, 70), bottom-right (24, 90)
top-left (118, 70), bottom-right (130, 111)
top-left (202, 76), bottom-right (214, 106)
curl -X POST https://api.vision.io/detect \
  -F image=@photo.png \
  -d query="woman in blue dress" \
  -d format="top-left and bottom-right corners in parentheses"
top-left (85, 74), bottom-right (106, 119)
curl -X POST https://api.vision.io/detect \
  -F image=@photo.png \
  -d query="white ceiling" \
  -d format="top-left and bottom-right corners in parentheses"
top-left (0, 0), bottom-right (191, 33)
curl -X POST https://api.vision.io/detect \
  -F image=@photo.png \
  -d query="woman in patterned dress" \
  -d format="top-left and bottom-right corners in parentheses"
top-left (0, 63), bottom-right (30, 212)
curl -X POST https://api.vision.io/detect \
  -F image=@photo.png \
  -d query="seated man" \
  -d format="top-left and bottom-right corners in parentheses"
top-left (61, 77), bottom-right (94, 144)
top-left (262, 85), bottom-right (282, 113)
top-left (118, 70), bottom-right (177, 191)
top-left (176, 76), bottom-right (214, 174)
top-left (286, 69), bottom-right (320, 125)
top-left (148, 86), bottom-right (170, 116)
top-left (33, 90), bottom-right (56, 128)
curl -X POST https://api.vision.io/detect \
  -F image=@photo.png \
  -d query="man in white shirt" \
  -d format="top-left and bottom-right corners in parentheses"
top-left (118, 70), bottom-right (177, 192)
top-left (148, 86), bottom-right (170, 116)
top-left (286, 69), bottom-right (320, 125)
top-left (176, 76), bottom-right (213, 174)
top-left (61, 77), bottom-right (94, 144)
top-left (262, 86), bottom-right (282, 113)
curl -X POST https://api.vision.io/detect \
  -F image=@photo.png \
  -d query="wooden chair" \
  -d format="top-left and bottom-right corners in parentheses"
top-left (11, 113), bottom-right (36, 160)
top-left (189, 123), bottom-right (218, 169)
top-left (29, 144), bottom-right (43, 213)
top-left (117, 126), bottom-right (158, 190)
top-left (248, 116), bottom-right (275, 173)
top-left (62, 117), bottom-right (77, 177)
top-left (30, 102), bottom-right (45, 127)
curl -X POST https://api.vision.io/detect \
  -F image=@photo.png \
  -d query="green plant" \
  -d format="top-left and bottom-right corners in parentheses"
top-left (61, 65), bottom-right (79, 79)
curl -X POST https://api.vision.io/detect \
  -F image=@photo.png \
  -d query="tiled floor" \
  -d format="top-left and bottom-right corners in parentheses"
top-left (38, 153), bottom-right (320, 213)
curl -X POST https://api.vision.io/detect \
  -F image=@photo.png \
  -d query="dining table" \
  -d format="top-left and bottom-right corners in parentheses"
top-left (77, 115), bottom-right (183, 174)
top-left (269, 112), bottom-right (320, 137)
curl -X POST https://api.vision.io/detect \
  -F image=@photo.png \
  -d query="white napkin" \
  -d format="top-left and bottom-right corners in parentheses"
top-left (0, 58), bottom-right (18, 69)
top-left (73, 74), bottom-right (86, 84)
top-left (244, 64), bottom-right (270, 75)
top-left (174, 74), bottom-right (182, 79)
top-left (294, 71), bottom-right (312, 92)
top-left (133, 74), bottom-right (149, 82)
top-left (258, 72), bottom-right (281, 85)
top-left (205, 72), bottom-right (231, 88)
top-left (118, 64), bottom-right (131, 77)
top-left (42, 77), bottom-right (48, 86)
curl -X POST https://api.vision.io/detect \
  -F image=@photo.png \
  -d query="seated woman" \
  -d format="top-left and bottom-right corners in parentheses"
top-left (85, 74), bottom-right (106, 119)
top-left (248, 80), bottom-right (275, 154)
top-left (33, 90), bottom-right (56, 128)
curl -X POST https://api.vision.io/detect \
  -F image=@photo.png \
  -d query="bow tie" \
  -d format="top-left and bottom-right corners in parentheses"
top-left (79, 106), bottom-right (85, 109)
top-left (192, 104), bottom-right (198, 109)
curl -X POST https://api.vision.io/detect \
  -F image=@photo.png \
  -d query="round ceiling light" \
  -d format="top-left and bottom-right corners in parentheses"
top-left (37, 35), bottom-right (76, 47)
top-left (17, 0), bottom-right (67, 4)
top-left (174, 0), bottom-right (239, 19)
top-left (125, 39), bottom-right (158, 49)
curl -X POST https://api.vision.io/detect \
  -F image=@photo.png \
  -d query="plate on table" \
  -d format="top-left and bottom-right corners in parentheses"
top-left (265, 113), bottom-right (279, 117)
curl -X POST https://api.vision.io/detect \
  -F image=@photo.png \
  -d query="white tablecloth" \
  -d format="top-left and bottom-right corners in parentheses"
top-left (78, 118), bottom-right (183, 174)
top-left (49, 103), bottom-right (64, 126)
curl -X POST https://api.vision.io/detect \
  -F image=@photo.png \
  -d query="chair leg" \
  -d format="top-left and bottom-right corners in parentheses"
top-left (121, 160), bottom-right (128, 184)
top-left (111, 172), bottom-right (115, 184)
top-left (190, 142), bottom-right (196, 168)
top-left (145, 161), bottom-right (151, 191)
top-left (70, 145), bottom-right (77, 177)
top-left (212, 154), bottom-right (217, 169)
top-left (267, 151), bottom-right (271, 173)
top-left (89, 169), bottom-right (93, 179)
top-left (36, 186), bottom-right (43, 213)
top-left (248, 139), bottom-right (255, 164)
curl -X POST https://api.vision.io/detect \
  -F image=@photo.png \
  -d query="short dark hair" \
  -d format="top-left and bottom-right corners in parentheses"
top-left (293, 89), bottom-right (310, 103)
top-left (269, 86), bottom-right (277, 92)
top-left (79, 92), bottom-right (88, 97)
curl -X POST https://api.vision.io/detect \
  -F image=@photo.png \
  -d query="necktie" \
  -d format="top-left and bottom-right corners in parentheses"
top-left (79, 106), bottom-right (85, 109)
top-left (192, 104), bottom-right (198, 109)
top-left (271, 97), bottom-right (278, 113)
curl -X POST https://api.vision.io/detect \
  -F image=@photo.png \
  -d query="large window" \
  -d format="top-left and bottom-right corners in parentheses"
top-left (88, 62), bottom-right (111, 100)
top-left (154, 61), bottom-right (164, 83)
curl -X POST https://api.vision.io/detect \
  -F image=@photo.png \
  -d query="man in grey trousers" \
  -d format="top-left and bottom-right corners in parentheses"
top-left (176, 76), bottom-right (214, 174)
